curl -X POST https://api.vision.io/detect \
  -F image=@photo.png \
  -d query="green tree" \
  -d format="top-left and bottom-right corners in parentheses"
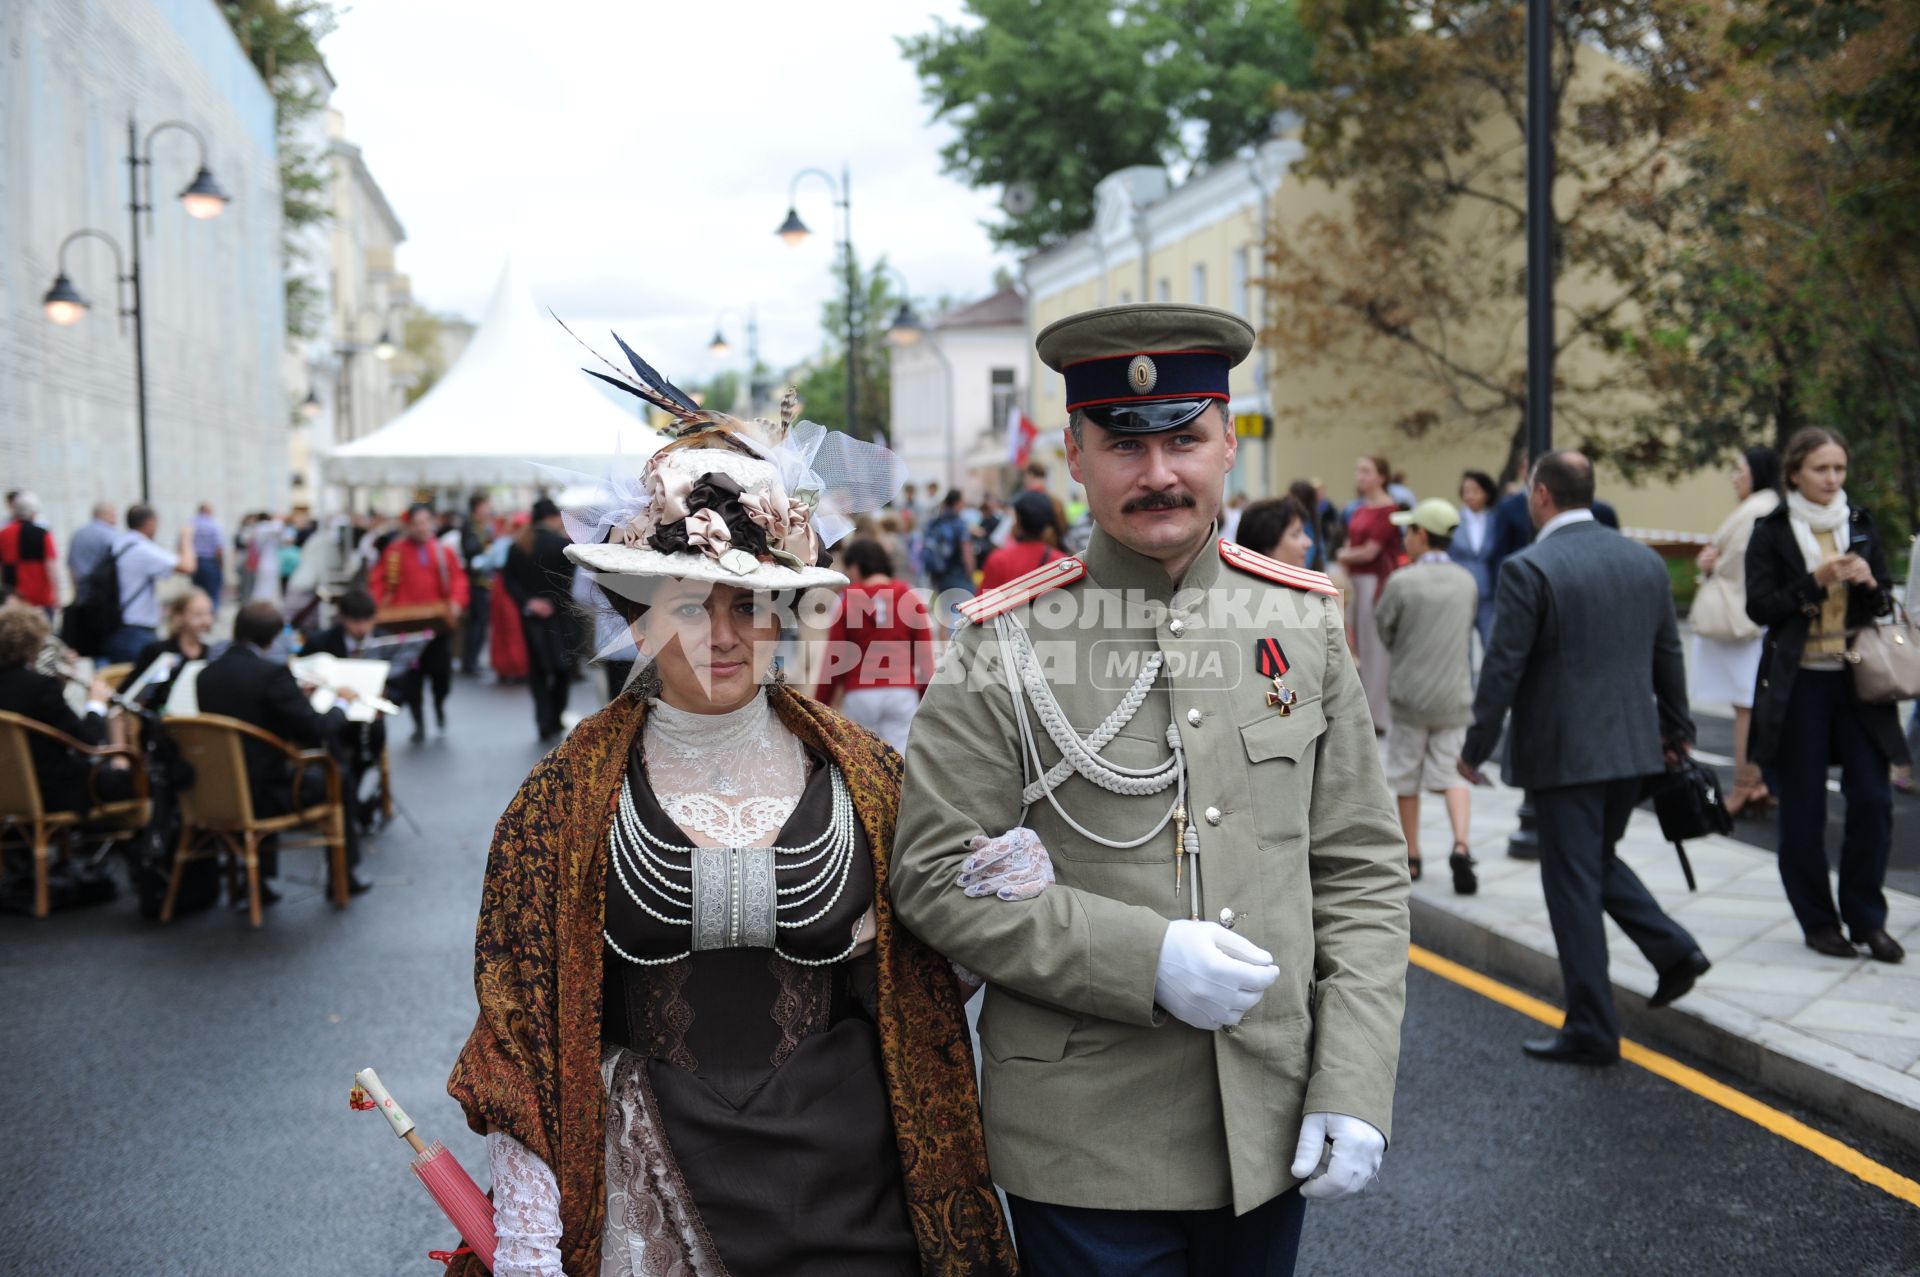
top-left (792, 250), bottom-right (906, 443)
top-left (1622, 0), bottom-right (1920, 537)
top-left (219, 0), bottom-right (336, 340)
top-left (900, 0), bottom-right (1314, 249)
top-left (398, 306), bottom-right (445, 407)
top-left (1264, 0), bottom-right (1706, 481)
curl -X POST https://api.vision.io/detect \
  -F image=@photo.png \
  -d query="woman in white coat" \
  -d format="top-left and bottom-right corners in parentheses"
top-left (1688, 447), bottom-right (1781, 815)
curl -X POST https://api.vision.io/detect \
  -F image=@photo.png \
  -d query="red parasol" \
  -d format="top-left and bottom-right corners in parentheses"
top-left (353, 1067), bottom-right (497, 1272)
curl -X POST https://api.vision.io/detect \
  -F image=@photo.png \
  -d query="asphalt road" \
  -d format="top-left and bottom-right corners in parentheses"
top-left (1688, 707), bottom-right (1920, 899)
top-left (3, 678), bottom-right (1916, 1275)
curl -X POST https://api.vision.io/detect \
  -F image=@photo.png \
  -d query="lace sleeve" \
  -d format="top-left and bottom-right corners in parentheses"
top-left (487, 1129), bottom-right (563, 1277)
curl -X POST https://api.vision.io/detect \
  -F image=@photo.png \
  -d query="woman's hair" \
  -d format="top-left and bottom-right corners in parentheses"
top-left (841, 537), bottom-right (894, 579)
top-left (1359, 454), bottom-right (1391, 486)
top-left (1460, 470), bottom-right (1498, 506)
top-left (1235, 497), bottom-right (1306, 558)
top-left (1287, 479), bottom-right (1318, 512)
top-left (1782, 427), bottom-right (1849, 491)
top-left (596, 577), bottom-right (652, 629)
top-left (163, 588), bottom-right (211, 634)
top-left (1742, 446), bottom-right (1782, 496)
top-left (0, 602), bottom-right (50, 670)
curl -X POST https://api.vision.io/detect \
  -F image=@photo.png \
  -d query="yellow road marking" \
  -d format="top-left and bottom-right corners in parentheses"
top-left (1408, 943), bottom-right (1920, 1210)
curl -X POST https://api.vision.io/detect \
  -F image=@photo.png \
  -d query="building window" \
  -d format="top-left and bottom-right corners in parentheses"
top-left (1191, 264), bottom-right (1207, 305)
top-left (1233, 248), bottom-right (1251, 317)
top-left (1155, 278), bottom-right (1171, 303)
top-left (990, 367), bottom-right (1018, 432)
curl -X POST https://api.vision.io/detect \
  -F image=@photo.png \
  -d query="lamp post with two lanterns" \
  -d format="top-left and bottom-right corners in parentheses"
top-left (775, 165), bottom-right (864, 436)
top-left (40, 117), bottom-right (230, 505)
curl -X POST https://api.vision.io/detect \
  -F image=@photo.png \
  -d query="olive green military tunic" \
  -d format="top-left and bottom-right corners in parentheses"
top-left (890, 527), bottom-right (1409, 1215)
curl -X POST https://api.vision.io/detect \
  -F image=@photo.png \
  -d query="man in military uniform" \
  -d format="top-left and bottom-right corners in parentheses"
top-left (891, 304), bottom-right (1409, 1275)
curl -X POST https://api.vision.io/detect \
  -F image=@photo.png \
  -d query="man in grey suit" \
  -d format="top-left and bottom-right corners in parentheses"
top-left (1459, 451), bottom-right (1711, 1064)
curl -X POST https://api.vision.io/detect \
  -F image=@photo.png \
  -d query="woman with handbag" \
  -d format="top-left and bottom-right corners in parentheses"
top-left (1745, 427), bottom-right (1909, 963)
top-left (1688, 447), bottom-right (1781, 816)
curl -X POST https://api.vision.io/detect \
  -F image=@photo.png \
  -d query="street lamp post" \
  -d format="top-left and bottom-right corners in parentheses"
top-left (40, 116), bottom-right (230, 504)
top-left (776, 166), bottom-right (861, 437)
top-left (1508, 0), bottom-right (1556, 863)
top-left (707, 307), bottom-right (763, 415)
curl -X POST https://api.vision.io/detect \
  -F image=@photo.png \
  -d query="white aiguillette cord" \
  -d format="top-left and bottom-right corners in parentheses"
top-left (994, 611), bottom-right (1202, 914)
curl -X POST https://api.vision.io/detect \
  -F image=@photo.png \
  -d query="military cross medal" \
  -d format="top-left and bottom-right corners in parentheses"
top-left (1255, 638), bottom-right (1296, 716)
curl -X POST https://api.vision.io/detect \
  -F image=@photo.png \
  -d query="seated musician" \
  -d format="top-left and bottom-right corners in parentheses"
top-left (195, 601), bottom-right (370, 905)
top-left (303, 589), bottom-right (388, 828)
top-left (0, 603), bottom-right (134, 813)
top-left (121, 587), bottom-right (219, 708)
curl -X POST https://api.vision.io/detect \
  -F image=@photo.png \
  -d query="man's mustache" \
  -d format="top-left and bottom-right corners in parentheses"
top-left (1122, 490), bottom-right (1198, 513)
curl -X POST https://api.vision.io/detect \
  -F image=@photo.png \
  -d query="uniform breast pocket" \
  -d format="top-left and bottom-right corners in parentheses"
top-left (1239, 698), bottom-right (1327, 849)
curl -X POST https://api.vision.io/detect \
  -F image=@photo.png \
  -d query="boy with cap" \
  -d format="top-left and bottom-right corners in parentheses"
top-left (1376, 498), bottom-right (1480, 893)
top-left (893, 303), bottom-right (1408, 1276)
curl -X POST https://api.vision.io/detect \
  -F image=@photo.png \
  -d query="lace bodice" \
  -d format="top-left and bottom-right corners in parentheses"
top-left (643, 692), bottom-right (805, 844)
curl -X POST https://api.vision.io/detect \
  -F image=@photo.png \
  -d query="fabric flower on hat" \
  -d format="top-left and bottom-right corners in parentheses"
top-left (645, 457), bottom-right (694, 525)
top-left (684, 508), bottom-right (732, 559)
top-left (742, 488), bottom-right (820, 565)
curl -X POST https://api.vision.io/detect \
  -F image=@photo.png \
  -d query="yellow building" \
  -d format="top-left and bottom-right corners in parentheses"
top-left (1019, 139), bottom-right (1728, 534)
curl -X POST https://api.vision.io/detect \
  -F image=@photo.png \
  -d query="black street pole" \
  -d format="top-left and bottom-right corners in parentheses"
top-left (840, 165), bottom-right (858, 441)
top-left (126, 116), bottom-right (152, 505)
top-left (1509, 0), bottom-right (1555, 863)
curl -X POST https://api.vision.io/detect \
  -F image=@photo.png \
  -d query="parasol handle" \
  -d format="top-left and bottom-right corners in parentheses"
top-left (354, 1067), bottom-right (428, 1155)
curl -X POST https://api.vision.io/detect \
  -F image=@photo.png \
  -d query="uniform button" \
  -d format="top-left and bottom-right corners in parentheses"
top-left (1205, 806), bottom-right (1222, 826)
top-left (1221, 1024), bottom-right (1237, 1036)
top-left (1186, 708), bottom-right (1203, 727)
top-left (1168, 618), bottom-right (1187, 636)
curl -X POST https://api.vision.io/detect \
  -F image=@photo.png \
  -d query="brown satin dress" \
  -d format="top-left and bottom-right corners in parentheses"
top-left (601, 740), bottom-right (919, 1276)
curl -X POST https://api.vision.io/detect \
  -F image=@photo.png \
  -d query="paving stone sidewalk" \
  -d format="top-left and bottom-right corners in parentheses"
top-left (1402, 773), bottom-right (1920, 1153)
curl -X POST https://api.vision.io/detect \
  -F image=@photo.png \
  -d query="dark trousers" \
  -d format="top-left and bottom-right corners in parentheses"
top-left (1534, 777), bottom-right (1697, 1050)
top-left (192, 556), bottom-right (223, 608)
top-left (1007, 1191), bottom-right (1306, 1277)
top-left (395, 633), bottom-right (453, 731)
top-left (523, 615), bottom-right (572, 736)
top-left (461, 582), bottom-right (490, 673)
top-left (254, 766), bottom-right (360, 882)
top-left (1773, 669), bottom-right (1894, 936)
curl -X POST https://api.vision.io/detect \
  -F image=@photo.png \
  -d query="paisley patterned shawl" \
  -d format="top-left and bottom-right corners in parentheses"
top-left (446, 684), bottom-right (1018, 1276)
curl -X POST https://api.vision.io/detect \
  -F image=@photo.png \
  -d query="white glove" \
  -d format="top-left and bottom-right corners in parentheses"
top-left (1152, 919), bottom-right (1279, 1031)
top-left (1289, 1111), bottom-right (1386, 1201)
top-left (956, 827), bottom-right (1055, 900)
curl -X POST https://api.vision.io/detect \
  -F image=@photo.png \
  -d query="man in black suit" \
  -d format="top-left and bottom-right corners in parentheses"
top-left (305, 589), bottom-right (387, 829)
top-left (1460, 452), bottom-right (1710, 1065)
top-left (196, 601), bottom-right (369, 903)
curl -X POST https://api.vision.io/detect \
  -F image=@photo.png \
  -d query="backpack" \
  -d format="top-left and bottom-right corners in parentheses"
top-left (59, 544), bottom-right (141, 657)
top-left (921, 515), bottom-right (963, 580)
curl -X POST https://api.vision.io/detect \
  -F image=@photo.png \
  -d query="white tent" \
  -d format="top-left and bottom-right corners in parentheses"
top-left (323, 261), bottom-right (662, 488)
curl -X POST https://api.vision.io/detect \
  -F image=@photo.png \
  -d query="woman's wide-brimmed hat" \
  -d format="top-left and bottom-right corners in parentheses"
top-left (555, 327), bottom-right (905, 593)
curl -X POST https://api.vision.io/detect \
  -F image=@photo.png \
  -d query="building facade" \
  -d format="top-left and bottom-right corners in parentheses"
top-left (1020, 136), bottom-right (1728, 531)
top-left (888, 285), bottom-right (1025, 496)
top-left (0, 0), bottom-right (288, 551)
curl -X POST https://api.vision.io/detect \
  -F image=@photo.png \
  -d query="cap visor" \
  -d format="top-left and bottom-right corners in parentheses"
top-left (1079, 399), bottom-right (1214, 434)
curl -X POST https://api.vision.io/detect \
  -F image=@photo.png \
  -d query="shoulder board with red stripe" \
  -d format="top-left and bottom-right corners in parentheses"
top-left (955, 555), bottom-right (1086, 623)
top-left (1218, 538), bottom-right (1339, 596)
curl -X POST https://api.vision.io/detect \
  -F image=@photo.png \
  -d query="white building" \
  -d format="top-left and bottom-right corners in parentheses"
top-left (888, 285), bottom-right (1026, 497)
top-left (0, 0), bottom-right (288, 548)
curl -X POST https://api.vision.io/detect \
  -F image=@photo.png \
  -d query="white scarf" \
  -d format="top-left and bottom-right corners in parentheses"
top-left (1785, 488), bottom-right (1850, 573)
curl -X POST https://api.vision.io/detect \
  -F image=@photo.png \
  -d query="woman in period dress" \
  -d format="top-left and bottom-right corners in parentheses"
top-left (443, 348), bottom-right (1016, 1277)
top-left (1336, 453), bottom-right (1406, 732)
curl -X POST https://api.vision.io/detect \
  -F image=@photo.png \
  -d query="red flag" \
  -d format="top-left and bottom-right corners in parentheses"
top-left (1007, 405), bottom-right (1037, 468)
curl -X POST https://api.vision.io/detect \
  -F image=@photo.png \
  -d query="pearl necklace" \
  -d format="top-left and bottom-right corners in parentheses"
top-left (604, 764), bottom-right (862, 968)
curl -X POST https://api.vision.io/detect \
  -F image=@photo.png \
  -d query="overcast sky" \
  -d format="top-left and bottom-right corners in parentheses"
top-left (321, 0), bottom-right (1012, 390)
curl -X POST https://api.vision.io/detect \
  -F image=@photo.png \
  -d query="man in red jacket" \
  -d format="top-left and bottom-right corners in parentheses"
top-left (814, 537), bottom-right (937, 753)
top-left (371, 503), bottom-right (469, 741)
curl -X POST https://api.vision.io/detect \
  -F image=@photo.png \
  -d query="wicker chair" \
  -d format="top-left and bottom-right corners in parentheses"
top-left (0, 710), bottom-right (153, 918)
top-left (163, 714), bottom-right (350, 928)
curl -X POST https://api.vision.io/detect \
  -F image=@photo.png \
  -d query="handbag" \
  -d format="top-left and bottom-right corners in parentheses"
top-left (1845, 605), bottom-right (1920, 706)
top-left (1645, 755), bottom-right (1734, 891)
